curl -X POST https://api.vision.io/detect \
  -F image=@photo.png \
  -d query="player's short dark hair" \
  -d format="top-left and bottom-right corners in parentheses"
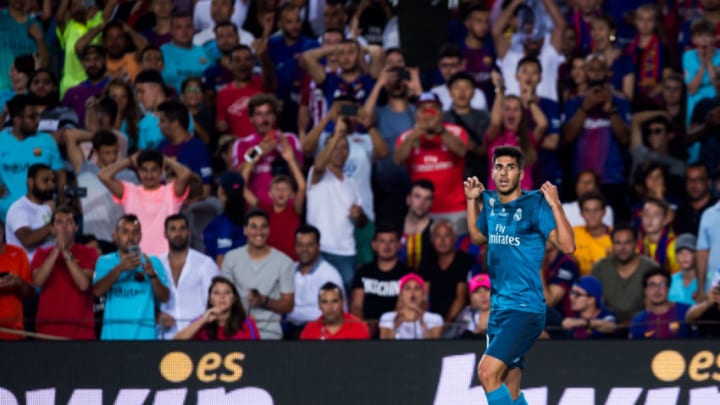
top-left (157, 100), bottom-right (190, 130)
top-left (92, 129), bottom-right (119, 150)
top-left (517, 55), bottom-right (542, 74)
top-left (447, 71), bottom-right (476, 89)
top-left (164, 213), bottom-right (189, 230)
top-left (319, 281), bottom-right (344, 300)
top-left (295, 224), bottom-right (321, 244)
top-left (611, 223), bottom-right (637, 241)
top-left (51, 205), bottom-right (80, 225)
top-left (27, 163), bottom-right (52, 180)
top-left (374, 223), bottom-right (400, 240)
top-left (493, 146), bottom-right (525, 169)
top-left (136, 149), bottom-right (164, 168)
top-left (642, 267), bottom-right (671, 289)
top-left (578, 191), bottom-right (607, 210)
top-left (244, 208), bottom-right (270, 226)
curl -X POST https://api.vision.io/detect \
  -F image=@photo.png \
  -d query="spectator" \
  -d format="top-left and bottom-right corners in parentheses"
top-left (588, 15), bottom-right (633, 100)
top-left (637, 197), bottom-right (679, 273)
top-left (31, 206), bottom-right (97, 339)
top-left (379, 273), bottom-right (443, 340)
top-left (687, 69), bottom-right (720, 170)
top-left (0, 95), bottom-right (65, 221)
top-left (419, 220), bottom-right (473, 325)
top-left (563, 53), bottom-right (631, 222)
top-left (431, 44), bottom-right (488, 111)
top-left (351, 225), bottom-right (409, 336)
top-left (174, 276), bottom-right (260, 340)
top-left (103, 78), bottom-right (140, 153)
top-left (300, 281), bottom-right (370, 340)
top-left (216, 44), bottom-right (275, 138)
top-left (0, 54), bottom-right (34, 111)
top-left (591, 224), bottom-right (657, 325)
top-left (99, 149), bottom-right (191, 256)
top-left (83, 96), bottom-right (130, 159)
top-left (55, 0), bottom-right (116, 96)
top-left (307, 120), bottom-right (366, 291)
top-left (193, 0), bottom-right (256, 63)
top-left (483, 73), bottom-right (539, 190)
top-left (696, 197), bottom-right (720, 299)
top-left (627, 4), bottom-right (672, 106)
top-left (559, 53), bottom-right (587, 105)
top-left (669, 234), bottom-right (699, 306)
top-left (268, 4), bottom-right (320, 131)
top-left (134, 69), bottom-right (172, 150)
top-left (231, 93), bottom-right (304, 208)
top-left (684, 19), bottom-right (720, 130)
top-left (562, 169), bottom-right (615, 228)
top-left (442, 72), bottom-right (491, 182)
top-left (631, 161), bottom-right (680, 223)
top-left (142, 0), bottom-right (173, 47)
top-left (562, 276), bottom-right (618, 339)
top-left (394, 93), bottom-right (469, 233)
top-left (157, 214), bottom-right (219, 339)
top-left (194, 0), bottom-right (254, 36)
top-left (139, 45), bottom-right (166, 74)
top-left (567, 0), bottom-right (599, 53)
top-left (65, 128), bottom-right (137, 246)
top-left (629, 116), bottom-right (686, 184)
top-left (686, 283), bottom-right (720, 338)
top-left (492, 0), bottom-right (566, 102)
top-left (0, 0), bottom-right (48, 92)
top-left (572, 192), bottom-right (612, 276)
top-left (399, 180), bottom-right (435, 272)
top-left (5, 164), bottom-right (56, 262)
top-left (180, 77), bottom-right (216, 146)
top-left (203, 172), bottom-right (247, 268)
top-left (287, 225), bottom-right (345, 338)
top-left (459, 4), bottom-right (495, 104)
top-left (93, 214), bottom-right (170, 340)
top-left (243, 141), bottom-right (305, 260)
top-left (630, 267), bottom-right (692, 339)
top-left (161, 13), bottom-right (211, 93)
top-left (157, 100), bottom-right (213, 196)
top-left (448, 273), bottom-right (491, 340)
top-left (0, 218), bottom-right (34, 340)
top-left (675, 164), bottom-right (716, 236)
top-left (220, 209), bottom-right (295, 340)
top-left (75, 21), bottom-right (146, 82)
top-left (362, 64), bottom-right (417, 230)
top-left (542, 240), bottom-right (580, 318)
top-left (200, 22), bottom-right (238, 98)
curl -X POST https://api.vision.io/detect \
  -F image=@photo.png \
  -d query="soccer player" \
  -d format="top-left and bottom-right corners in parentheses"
top-left (464, 145), bottom-right (575, 405)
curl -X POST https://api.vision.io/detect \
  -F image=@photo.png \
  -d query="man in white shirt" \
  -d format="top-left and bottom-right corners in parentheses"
top-left (5, 164), bottom-right (56, 262)
top-left (431, 44), bottom-right (487, 111)
top-left (286, 224), bottom-right (344, 338)
top-left (157, 214), bottom-right (220, 339)
top-left (193, 0), bottom-right (249, 33)
top-left (193, 0), bottom-right (255, 60)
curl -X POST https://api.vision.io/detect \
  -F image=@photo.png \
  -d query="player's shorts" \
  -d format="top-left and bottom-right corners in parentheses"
top-left (484, 309), bottom-right (545, 370)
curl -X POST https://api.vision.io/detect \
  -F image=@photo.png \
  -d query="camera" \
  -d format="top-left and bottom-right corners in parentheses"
top-left (63, 185), bottom-right (88, 198)
top-left (396, 69), bottom-right (410, 81)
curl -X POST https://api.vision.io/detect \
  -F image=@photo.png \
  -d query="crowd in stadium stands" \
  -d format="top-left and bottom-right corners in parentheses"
top-left (1, 0), bottom-right (720, 342)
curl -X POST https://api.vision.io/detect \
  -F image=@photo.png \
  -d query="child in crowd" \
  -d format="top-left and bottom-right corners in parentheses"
top-left (669, 234), bottom-right (699, 306)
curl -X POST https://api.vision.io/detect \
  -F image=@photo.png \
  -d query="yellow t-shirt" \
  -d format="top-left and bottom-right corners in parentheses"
top-left (57, 12), bottom-right (104, 97)
top-left (642, 237), bottom-right (680, 273)
top-left (572, 226), bottom-right (612, 276)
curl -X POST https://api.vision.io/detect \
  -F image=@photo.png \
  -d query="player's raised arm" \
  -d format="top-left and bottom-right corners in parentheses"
top-left (465, 176), bottom-right (488, 246)
top-left (541, 181), bottom-right (576, 254)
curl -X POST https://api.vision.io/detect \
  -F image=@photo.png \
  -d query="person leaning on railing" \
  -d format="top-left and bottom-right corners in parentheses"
top-left (686, 282), bottom-right (720, 338)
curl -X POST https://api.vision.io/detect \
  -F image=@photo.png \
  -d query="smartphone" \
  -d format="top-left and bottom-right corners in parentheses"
top-left (128, 245), bottom-right (141, 256)
top-left (396, 69), bottom-right (410, 81)
top-left (63, 186), bottom-right (88, 198)
top-left (341, 104), bottom-right (358, 116)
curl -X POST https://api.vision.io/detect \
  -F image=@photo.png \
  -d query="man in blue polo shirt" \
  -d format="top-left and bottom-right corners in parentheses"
top-left (465, 146), bottom-right (575, 405)
top-left (161, 13), bottom-right (210, 93)
top-left (0, 95), bottom-right (65, 221)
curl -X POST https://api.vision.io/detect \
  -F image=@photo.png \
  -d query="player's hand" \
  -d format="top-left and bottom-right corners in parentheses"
top-left (464, 176), bottom-right (485, 200)
top-left (540, 181), bottom-right (561, 208)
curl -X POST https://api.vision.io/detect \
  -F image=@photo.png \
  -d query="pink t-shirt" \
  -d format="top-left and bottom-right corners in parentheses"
top-left (231, 132), bottom-right (304, 207)
top-left (485, 129), bottom-right (533, 191)
top-left (114, 181), bottom-right (188, 255)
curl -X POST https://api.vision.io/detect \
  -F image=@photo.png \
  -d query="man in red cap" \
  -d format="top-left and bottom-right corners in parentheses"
top-left (394, 92), bottom-right (470, 234)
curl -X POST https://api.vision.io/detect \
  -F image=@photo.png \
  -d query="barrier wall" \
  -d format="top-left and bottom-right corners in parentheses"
top-left (0, 340), bottom-right (719, 404)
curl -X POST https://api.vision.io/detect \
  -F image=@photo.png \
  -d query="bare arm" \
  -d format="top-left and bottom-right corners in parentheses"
top-left (75, 23), bottom-right (106, 59)
top-left (379, 325), bottom-right (395, 339)
top-left (301, 104), bottom-right (338, 154)
top-left (446, 283), bottom-right (468, 323)
top-left (279, 138), bottom-right (306, 214)
top-left (351, 288), bottom-right (365, 319)
top-left (439, 128), bottom-right (468, 157)
top-left (255, 292), bottom-right (295, 314)
top-left (14, 224), bottom-right (52, 251)
top-left (361, 72), bottom-right (387, 119)
top-left (64, 129), bottom-right (92, 173)
top-left (366, 45), bottom-right (384, 79)
top-left (542, 182), bottom-right (576, 254)
top-left (301, 46), bottom-right (333, 85)
top-left (164, 157), bottom-right (192, 198)
top-left (122, 22), bottom-right (149, 53)
top-left (540, 0), bottom-right (566, 51)
top-left (589, 317), bottom-right (617, 334)
top-left (464, 177), bottom-right (488, 246)
top-left (622, 73), bottom-right (635, 101)
top-left (609, 111), bottom-right (631, 146)
top-left (393, 128), bottom-right (420, 165)
top-left (492, 0), bottom-right (523, 58)
top-left (27, 23), bottom-right (49, 68)
top-left (695, 249), bottom-right (709, 301)
top-left (55, 0), bottom-right (72, 30)
top-left (563, 106), bottom-right (588, 144)
top-left (173, 314), bottom-right (207, 340)
top-left (102, 0), bottom-right (118, 22)
top-left (311, 125), bottom-right (345, 185)
top-left (528, 102), bottom-right (548, 143)
top-left (98, 158), bottom-right (132, 199)
top-left (93, 265), bottom-right (125, 297)
top-left (687, 64), bottom-right (706, 95)
top-left (544, 284), bottom-right (567, 307)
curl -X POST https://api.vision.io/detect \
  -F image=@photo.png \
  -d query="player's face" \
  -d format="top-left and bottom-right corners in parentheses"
top-left (400, 280), bottom-right (424, 307)
top-left (676, 249), bottom-right (695, 271)
top-left (569, 286), bottom-right (591, 312)
top-left (641, 202), bottom-right (666, 235)
top-left (319, 289), bottom-right (344, 324)
top-left (295, 232), bottom-right (320, 266)
top-left (470, 287), bottom-right (490, 311)
top-left (406, 186), bottom-right (433, 218)
top-left (209, 281), bottom-right (236, 312)
top-left (431, 223), bottom-right (456, 255)
top-left (244, 216), bottom-right (270, 249)
top-left (644, 275), bottom-right (669, 305)
top-left (611, 230), bottom-right (636, 263)
top-left (580, 199), bottom-right (605, 228)
top-left (372, 232), bottom-right (400, 261)
top-left (492, 156), bottom-right (523, 195)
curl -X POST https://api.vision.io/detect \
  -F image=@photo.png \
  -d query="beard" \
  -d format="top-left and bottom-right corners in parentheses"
top-left (86, 66), bottom-right (107, 81)
top-left (169, 237), bottom-right (190, 252)
top-left (32, 185), bottom-right (55, 202)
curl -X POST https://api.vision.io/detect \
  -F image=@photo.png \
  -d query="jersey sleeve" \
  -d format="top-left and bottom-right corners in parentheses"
top-left (536, 196), bottom-right (557, 240)
top-left (93, 255), bottom-right (113, 283)
top-left (43, 135), bottom-right (65, 171)
top-left (476, 193), bottom-right (489, 237)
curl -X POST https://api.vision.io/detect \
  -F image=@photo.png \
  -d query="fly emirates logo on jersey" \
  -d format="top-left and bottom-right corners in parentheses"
top-left (488, 199), bottom-right (523, 247)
